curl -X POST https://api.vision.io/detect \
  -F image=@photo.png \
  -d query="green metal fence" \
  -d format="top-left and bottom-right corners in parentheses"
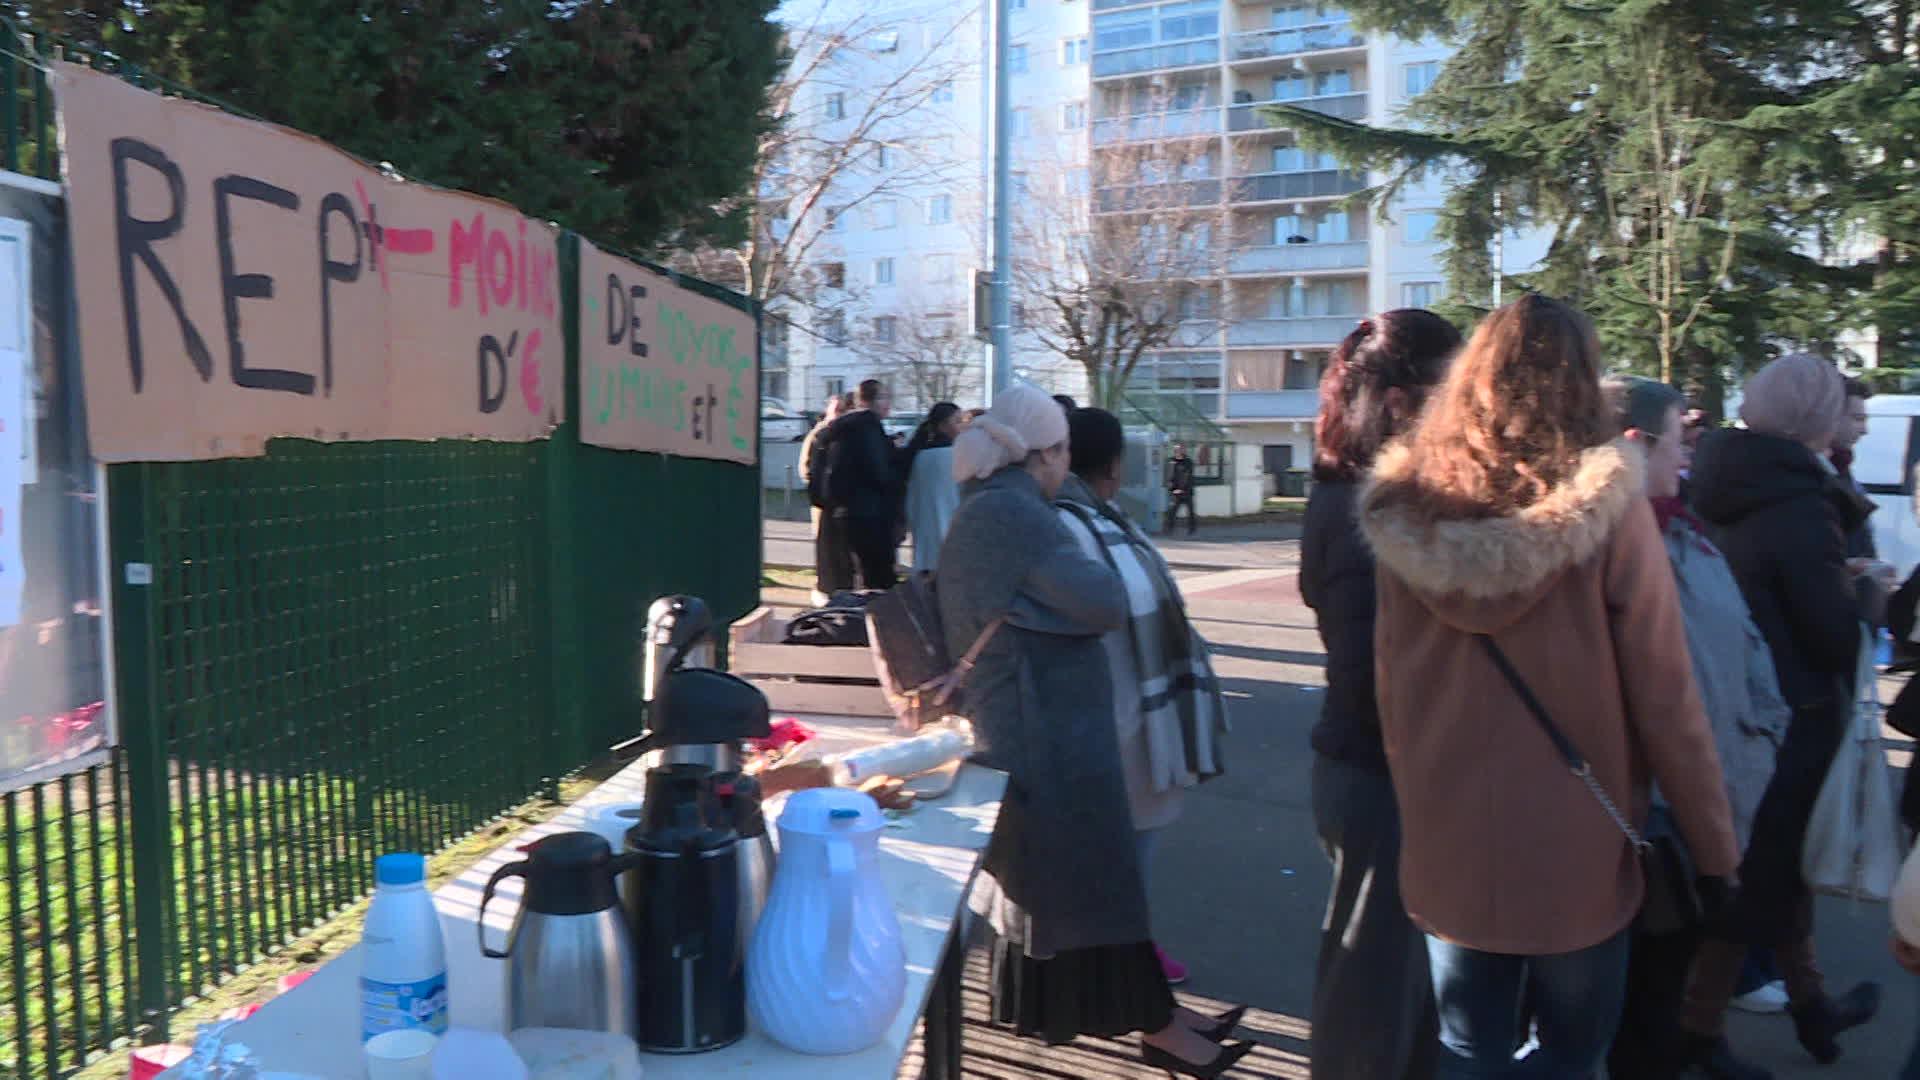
top-left (1, 30), bottom-right (762, 1080)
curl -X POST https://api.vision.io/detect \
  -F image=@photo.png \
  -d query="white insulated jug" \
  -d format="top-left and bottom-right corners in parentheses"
top-left (747, 788), bottom-right (905, 1055)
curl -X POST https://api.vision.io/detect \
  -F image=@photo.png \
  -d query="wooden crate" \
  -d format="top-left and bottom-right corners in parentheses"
top-left (728, 606), bottom-right (892, 718)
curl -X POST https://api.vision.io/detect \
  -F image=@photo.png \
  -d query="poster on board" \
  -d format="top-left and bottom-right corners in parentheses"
top-left (577, 239), bottom-right (757, 465)
top-left (0, 183), bottom-right (112, 793)
top-left (52, 62), bottom-right (564, 462)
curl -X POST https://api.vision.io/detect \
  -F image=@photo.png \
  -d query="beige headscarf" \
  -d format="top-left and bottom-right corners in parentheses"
top-left (951, 382), bottom-right (1069, 482)
top-left (1739, 353), bottom-right (1844, 446)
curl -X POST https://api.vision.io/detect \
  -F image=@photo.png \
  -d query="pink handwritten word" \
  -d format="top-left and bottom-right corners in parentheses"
top-left (448, 213), bottom-right (557, 319)
top-left (352, 180), bottom-right (437, 292)
top-left (519, 329), bottom-right (545, 416)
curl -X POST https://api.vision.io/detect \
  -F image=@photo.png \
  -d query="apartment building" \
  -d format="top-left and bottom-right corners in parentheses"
top-left (1088, 0), bottom-right (1459, 475)
top-left (775, 0), bottom-right (1091, 417)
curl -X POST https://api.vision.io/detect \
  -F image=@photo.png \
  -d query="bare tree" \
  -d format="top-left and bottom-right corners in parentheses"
top-left (851, 294), bottom-right (984, 412)
top-left (1014, 127), bottom-right (1227, 408)
top-left (668, 3), bottom-right (976, 327)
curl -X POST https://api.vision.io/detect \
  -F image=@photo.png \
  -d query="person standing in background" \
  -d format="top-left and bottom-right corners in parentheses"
top-left (903, 402), bottom-right (964, 573)
top-left (1602, 377), bottom-right (1788, 1080)
top-left (800, 393), bottom-right (855, 604)
top-left (1830, 377), bottom-right (1878, 561)
top-left (1165, 445), bottom-right (1197, 536)
top-left (1055, 405), bottom-right (1231, 992)
top-left (1359, 295), bottom-right (1738, 1076)
top-left (1300, 309), bottom-right (1460, 1080)
top-left (1683, 353), bottom-right (1884, 1068)
top-left (823, 379), bottom-right (902, 590)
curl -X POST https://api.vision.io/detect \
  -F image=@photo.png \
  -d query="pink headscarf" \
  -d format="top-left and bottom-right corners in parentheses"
top-left (1739, 353), bottom-right (1844, 446)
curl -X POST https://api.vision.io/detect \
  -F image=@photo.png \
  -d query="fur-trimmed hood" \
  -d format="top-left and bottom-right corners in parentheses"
top-left (1359, 439), bottom-right (1644, 632)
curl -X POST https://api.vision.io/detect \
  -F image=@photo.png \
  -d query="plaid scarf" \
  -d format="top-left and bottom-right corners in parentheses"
top-left (1056, 476), bottom-right (1228, 786)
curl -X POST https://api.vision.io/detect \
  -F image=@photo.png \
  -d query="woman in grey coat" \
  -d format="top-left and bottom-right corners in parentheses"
top-left (1604, 377), bottom-right (1787, 1080)
top-left (936, 384), bottom-right (1250, 1077)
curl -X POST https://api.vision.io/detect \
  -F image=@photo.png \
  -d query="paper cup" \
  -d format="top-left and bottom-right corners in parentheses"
top-left (365, 1029), bottom-right (438, 1080)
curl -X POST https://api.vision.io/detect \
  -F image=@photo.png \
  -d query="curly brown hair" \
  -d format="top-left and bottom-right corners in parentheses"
top-left (1393, 294), bottom-right (1611, 517)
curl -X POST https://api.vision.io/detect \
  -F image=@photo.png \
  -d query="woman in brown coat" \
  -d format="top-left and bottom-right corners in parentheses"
top-left (1357, 295), bottom-right (1740, 1077)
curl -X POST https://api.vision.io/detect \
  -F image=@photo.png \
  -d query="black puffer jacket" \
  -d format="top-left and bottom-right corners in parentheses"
top-left (1690, 428), bottom-right (1873, 942)
top-left (1299, 479), bottom-right (1386, 771)
top-left (1691, 429), bottom-right (1869, 716)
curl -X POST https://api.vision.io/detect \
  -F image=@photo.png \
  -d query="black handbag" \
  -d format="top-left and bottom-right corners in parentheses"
top-left (1478, 635), bottom-right (1705, 933)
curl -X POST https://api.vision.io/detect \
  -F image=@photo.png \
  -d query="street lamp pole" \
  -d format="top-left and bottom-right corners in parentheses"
top-left (988, 0), bottom-right (1014, 399)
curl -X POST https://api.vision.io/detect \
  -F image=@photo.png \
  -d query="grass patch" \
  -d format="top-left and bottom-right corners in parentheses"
top-left (760, 567), bottom-right (813, 594)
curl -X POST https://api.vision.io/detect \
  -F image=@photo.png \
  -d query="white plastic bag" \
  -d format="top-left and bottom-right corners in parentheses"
top-left (1803, 625), bottom-right (1903, 901)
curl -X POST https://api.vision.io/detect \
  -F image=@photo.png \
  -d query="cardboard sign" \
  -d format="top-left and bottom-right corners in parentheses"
top-left (54, 62), bottom-right (563, 461)
top-left (578, 240), bottom-right (757, 464)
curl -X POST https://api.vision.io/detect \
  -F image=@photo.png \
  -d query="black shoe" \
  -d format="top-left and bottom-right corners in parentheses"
top-left (1680, 1033), bottom-right (1773, 1080)
top-left (1788, 981), bottom-right (1881, 1065)
top-left (1190, 1004), bottom-right (1248, 1040)
top-left (1138, 1039), bottom-right (1255, 1078)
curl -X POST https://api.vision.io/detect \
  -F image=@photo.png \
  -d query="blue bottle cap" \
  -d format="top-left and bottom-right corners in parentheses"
top-left (375, 853), bottom-right (426, 886)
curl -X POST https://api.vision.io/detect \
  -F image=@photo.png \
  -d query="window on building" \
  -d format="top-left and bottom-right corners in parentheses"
top-left (1062, 101), bottom-right (1088, 130)
top-left (1402, 281), bottom-right (1443, 308)
top-left (1011, 0), bottom-right (1027, 9)
top-left (1271, 1), bottom-right (1342, 27)
top-left (874, 257), bottom-right (896, 285)
top-left (1314, 68), bottom-right (1353, 96)
top-left (927, 254), bottom-right (956, 283)
top-left (1062, 37), bottom-right (1089, 65)
top-left (1404, 210), bottom-right (1441, 244)
top-left (825, 376), bottom-right (847, 399)
top-left (825, 92), bottom-right (846, 120)
top-left (1011, 171), bottom-right (1030, 197)
top-left (821, 314), bottom-right (847, 345)
top-left (874, 144), bottom-right (891, 169)
top-left (1159, 0), bottom-right (1220, 42)
top-left (927, 194), bottom-right (954, 225)
top-left (868, 200), bottom-right (899, 229)
top-left (821, 262), bottom-right (846, 288)
top-left (932, 81), bottom-right (955, 104)
top-left (1271, 214), bottom-right (1306, 245)
top-left (1093, 11), bottom-right (1154, 54)
top-left (1404, 60), bottom-right (1439, 97)
top-left (1170, 82), bottom-right (1209, 110)
top-left (1009, 43), bottom-right (1030, 73)
top-left (1271, 72), bottom-right (1309, 101)
top-left (1012, 108), bottom-right (1032, 137)
top-left (873, 316), bottom-right (898, 344)
top-left (1315, 210), bottom-right (1352, 243)
top-left (1064, 167), bottom-right (1091, 196)
top-left (872, 31), bottom-right (900, 52)
top-left (825, 204), bottom-right (847, 231)
top-left (928, 315), bottom-right (956, 339)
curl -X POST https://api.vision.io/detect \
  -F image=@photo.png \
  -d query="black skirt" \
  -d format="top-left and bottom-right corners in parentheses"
top-left (989, 936), bottom-right (1174, 1045)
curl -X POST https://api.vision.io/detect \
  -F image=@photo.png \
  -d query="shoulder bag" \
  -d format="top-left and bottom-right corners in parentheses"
top-left (1478, 635), bottom-right (1706, 934)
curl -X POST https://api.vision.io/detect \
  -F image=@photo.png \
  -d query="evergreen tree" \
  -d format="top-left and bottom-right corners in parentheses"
top-left (1269, 0), bottom-right (1871, 402)
top-left (14, 0), bottom-right (783, 252)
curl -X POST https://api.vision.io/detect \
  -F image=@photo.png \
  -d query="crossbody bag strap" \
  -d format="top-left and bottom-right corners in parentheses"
top-left (1476, 634), bottom-right (1650, 855)
top-left (930, 617), bottom-right (1007, 708)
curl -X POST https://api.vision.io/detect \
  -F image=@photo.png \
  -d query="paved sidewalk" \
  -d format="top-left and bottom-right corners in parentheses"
top-left (763, 516), bottom-right (1301, 576)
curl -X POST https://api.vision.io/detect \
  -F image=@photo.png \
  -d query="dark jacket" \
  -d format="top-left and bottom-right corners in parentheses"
top-left (1690, 428), bottom-right (1872, 943)
top-left (1167, 456), bottom-right (1194, 494)
top-left (1690, 430), bottom-right (1868, 717)
top-left (823, 409), bottom-right (898, 520)
top-left (1831, 451), bottom-right (1878, 560)
top-left (1299, 479), bottom-right (1387, 771)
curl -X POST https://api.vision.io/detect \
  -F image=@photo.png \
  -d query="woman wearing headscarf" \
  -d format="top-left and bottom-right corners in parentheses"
top-left (1053, 406), bottom-right (1230, 989)
top-left (903, 402), bottom-right (964, 572)
top-left (1601, 376), bottom-right (1788, 1080)
top-left (1301, 310), bottom-right (1459, 1080)
top-left (937, 384), bottom-right (1250, 1077)
top-left (1682, 354), bottom-right (1884, 1068)
top-left (1358, 295), bottom-right (1738, 1075)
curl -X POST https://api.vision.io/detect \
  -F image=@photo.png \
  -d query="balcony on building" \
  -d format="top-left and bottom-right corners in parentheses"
top-left (1094, 178), bottom-right (1224, 213)
top-left (1227, 316), bottom-right (1358, 348)
top-left (1092, 107), bottom-right (1224, 145)
top-left (1092, 37), bottom-right (1223, 79)
top-left (1229, 239), bottom-right (1368, 275)
top-left (1227, 168), bottom-right (1366, 203)
top-left (1227, 20), bottom-right (1365, 70)
top-left (1224, 347), bottom-right (1333, 420)
top-left (1228, 90), bottom-right (1367, 129)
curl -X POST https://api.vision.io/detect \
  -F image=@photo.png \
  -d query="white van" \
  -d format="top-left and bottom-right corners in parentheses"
top-left (1855, 393), bottom-right (1920, 576)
